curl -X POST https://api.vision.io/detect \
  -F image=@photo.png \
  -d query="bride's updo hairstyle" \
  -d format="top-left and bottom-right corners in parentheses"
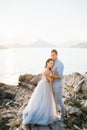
top-left (44, 58), bottom-right (53, 68)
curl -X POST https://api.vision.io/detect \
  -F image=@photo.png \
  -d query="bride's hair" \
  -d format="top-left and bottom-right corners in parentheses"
top-left (44, 58), bottom-right (53, 68)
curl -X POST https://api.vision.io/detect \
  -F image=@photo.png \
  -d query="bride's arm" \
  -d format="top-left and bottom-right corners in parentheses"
top-left (51, 67), bottom-right (61, 80)
top-left (44, 70), bottom-right (53, 85)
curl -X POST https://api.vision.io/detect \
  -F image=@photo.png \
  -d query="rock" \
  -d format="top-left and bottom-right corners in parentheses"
top-left (0, 82), bottom-right (6, 86)
top-left (10, 120), bottom-right (21, 127)
top-left (81, 78), bottom-right (87, 91)
top-left (73, 75), bottom-right (84, 88)
top-left (0, 117), bottom-right (10, 130)
top-left (3, 90), bottom-right (15, 99)
top-left (83, 128), bottom-right (87, 130)
top-left (36, 125), bottom-right (50, 130)
top-left (84, 102), bottom-right (87, 108)
top-left (64, 96), bottom-right (72, 103)
top-left (65, 106), bottom-right (82, 115)
top-left (73, 125), bottom-right (82, 130)
top-left (73, 77), bottom-right (87, 92)
top-left (63, 74), bottom-right (74, 87)
top-left (29, 74), bottom-right (41, 86)
top-left (83, 72), bottom-right (87, 78)
top-left (19, 74), bottom-right (35, 83)
top-left (18, 73), bottom-right (41, 87)
top-left (23, 122), bottom-right (67, 130)
top-left (48, 122), bottom-right (66, 130)
top-left (64, 73), bottom-right (87, 93)
top-left (63, 72), bottom-right (81, 87)
top-left (17, 105), bottom-right (26, 120)
top-left (1, 72), bottom-right (87, 130)
top-left (81, 100), bottom-right (87, 108)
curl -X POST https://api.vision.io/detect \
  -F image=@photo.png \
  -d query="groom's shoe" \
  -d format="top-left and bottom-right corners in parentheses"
top-left (58, 114), bottom-right (67, 122)
top-left (58, 116), bottom-right (65, 122)
top-left (58, 110), bottom-right (67, 121)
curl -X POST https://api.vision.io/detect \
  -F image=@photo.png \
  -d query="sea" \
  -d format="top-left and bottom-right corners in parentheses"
top-left (0, 48), bottom-right (87, 85)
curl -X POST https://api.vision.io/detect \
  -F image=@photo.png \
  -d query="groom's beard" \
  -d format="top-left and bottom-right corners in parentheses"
top-left (53, 59), bottom-right (57, 62)
top-left (52, 59), bottom-right (56, 61)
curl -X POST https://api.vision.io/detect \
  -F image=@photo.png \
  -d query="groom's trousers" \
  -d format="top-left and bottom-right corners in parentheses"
top-left (53, 81), bottom-right (65, 117)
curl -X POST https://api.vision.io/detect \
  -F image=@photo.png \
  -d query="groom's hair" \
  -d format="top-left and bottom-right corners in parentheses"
top-left (51, 49), bottom-right (58, 55)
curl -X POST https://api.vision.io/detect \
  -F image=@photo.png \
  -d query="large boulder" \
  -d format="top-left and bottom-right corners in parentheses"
top-left (18, 74), bottom-right (35, 83)
top-left (63, 72), bottom-right (81, 87)
top-left (81, 78), bottom-right (87, 91)
top-left (29, 74), bottom-right (41, 86)
top-left (18, 73), bottom-right (41, 87)
top-left (63, 72), bottom-right (87, 92)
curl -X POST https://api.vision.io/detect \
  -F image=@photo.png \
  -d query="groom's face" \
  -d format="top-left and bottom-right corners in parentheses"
top-left (51, 52), bottom-right (57, 61)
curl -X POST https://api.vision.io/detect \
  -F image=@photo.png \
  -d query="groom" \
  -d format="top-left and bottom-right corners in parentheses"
top-left (51, 49), bottom-right (66, 121)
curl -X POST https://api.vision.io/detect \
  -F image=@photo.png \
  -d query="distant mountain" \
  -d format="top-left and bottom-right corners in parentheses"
top-left (71, 42), bottom-right (87, 48)
top-left (29, 40), bottom-right (57, 48)
top-left (1, 40), bottom-right (57, 48)
top-left (1, 40), bottom-right (87, 48)
top-left (60, 40), bottom-right (87, 48)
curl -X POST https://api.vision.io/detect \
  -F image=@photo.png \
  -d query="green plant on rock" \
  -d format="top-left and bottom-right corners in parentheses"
top-left (81, 92), bottom-right (87, 99)
top-left (64, 119), bottom-right (73, 128)
top-left (72, 99), bottom-right (82, 108)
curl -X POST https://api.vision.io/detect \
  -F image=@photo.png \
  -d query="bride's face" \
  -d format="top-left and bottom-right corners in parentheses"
top-left (47, 60), bottom-right (54, 69)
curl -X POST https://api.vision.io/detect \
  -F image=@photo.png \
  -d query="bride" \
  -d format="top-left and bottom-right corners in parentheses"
top-left (23, 58), bottom-right (57, 126)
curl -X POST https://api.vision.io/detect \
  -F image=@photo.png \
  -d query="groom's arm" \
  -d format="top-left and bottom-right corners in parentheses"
top-left (51, 64), bottom-right (64, 80)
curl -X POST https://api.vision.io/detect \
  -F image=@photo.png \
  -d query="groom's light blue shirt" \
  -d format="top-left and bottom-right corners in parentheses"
top-left (53, 58), bottom-right (64, 83)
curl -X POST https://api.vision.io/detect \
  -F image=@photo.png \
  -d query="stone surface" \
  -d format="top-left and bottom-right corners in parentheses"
top-left (0, 72), bottom-right (87, 130)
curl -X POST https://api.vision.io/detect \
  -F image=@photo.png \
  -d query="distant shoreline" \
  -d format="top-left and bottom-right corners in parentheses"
top-left (0, 40), bottom-right (87, 48)
top-left (0, 45), bottom-right (8, 49)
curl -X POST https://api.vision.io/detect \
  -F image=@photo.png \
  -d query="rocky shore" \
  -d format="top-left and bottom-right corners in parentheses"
top-left (0, 72), bottom-right (87, 130)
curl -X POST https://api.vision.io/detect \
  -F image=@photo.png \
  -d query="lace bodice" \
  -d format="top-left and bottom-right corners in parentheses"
top-left (41, 68), bottom-right (51, 82)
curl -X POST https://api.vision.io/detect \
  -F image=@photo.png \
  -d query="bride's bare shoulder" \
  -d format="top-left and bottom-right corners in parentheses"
top-left (43, 68), bottom-right (50, 76)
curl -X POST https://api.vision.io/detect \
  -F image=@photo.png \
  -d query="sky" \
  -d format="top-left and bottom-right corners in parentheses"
top-left (0, 0), bottom-right (87, 45)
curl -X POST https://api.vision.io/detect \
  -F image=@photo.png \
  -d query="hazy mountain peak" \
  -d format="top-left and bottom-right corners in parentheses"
top-left (71, 42), bottom-right (87, 48)
top-left (29, 40), bottom-right (57, 48)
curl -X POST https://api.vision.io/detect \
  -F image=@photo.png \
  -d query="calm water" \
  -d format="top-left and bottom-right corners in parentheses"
top-left (0, 48), bottom-right (87, 85)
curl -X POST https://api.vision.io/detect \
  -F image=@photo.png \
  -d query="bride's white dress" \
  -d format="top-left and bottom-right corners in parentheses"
top-left (23, 68), bottom-right (57, 125)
